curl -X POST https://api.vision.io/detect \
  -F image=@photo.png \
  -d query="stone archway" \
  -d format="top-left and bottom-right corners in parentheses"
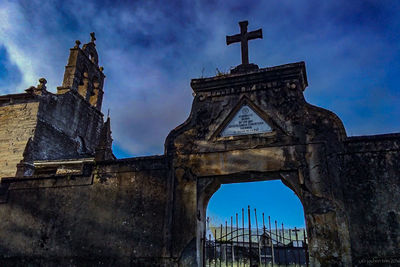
top-left (186, 154), bottom-right (350, 267)
top-left (165, 62), bottom-right (352, 266)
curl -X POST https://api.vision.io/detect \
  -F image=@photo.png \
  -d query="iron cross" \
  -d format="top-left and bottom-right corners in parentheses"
top-left (226, 21), bottom-right (263, 65)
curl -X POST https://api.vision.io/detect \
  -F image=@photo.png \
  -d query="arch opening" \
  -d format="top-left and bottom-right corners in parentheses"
top-left (197, 174), bottom-right (310, 267)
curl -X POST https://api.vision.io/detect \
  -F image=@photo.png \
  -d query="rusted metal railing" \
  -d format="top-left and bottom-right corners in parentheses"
top-left (204, 206), bottom-right (309, 267)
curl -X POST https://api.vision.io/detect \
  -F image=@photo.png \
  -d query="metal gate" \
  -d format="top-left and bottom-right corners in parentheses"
top-left (204, 206), bottom-right (309, 267)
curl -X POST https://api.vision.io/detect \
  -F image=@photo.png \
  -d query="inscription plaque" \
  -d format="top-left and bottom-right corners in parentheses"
top-left (221, 105), bottom-right (272, 136)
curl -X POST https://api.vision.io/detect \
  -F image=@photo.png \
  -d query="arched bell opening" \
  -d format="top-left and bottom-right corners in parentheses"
top-left (77, 67), bottom-right (89, 99)
top-left (89, 76), bottom-right (100, 106)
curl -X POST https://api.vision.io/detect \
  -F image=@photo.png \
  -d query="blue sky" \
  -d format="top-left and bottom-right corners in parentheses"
top-left (207, 180), bottom-right (305, 228)
top-left (1, 0), bottom-right (399, 227)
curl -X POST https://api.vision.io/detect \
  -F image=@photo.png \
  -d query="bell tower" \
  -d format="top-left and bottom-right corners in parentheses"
top-left (57, 32), bottom-right (105, 111)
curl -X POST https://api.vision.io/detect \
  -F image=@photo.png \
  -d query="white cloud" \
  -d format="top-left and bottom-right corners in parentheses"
top-left (0, 1), bottom-right (36, 92)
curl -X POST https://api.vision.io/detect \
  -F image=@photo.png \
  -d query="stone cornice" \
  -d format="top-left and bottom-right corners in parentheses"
top-left (0, 93), bottom-right (37, 106)
top-left (191, 61), bottom-right (308, 93)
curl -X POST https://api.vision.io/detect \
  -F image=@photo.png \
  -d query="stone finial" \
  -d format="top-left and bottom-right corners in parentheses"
top-left (25, 78), bottom-right (47, 95)
top-left (90, 32), bottom-right (96, 43)
top-left (37, 78), bottom-right (47, 90)
top-left (74, 40), bottom-right (81, 48)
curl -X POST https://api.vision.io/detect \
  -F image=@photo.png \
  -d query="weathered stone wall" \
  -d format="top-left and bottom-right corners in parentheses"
top-left (0, 90), bottom-right (105, 180)
top-left (343, 134), bottom-right (400, 266)
top-left (0, 156), bottom-right (172, 266)
top-left (33, 91), bottom-right (104, 160)
top-left (0, 97), bottom-right (39, 178)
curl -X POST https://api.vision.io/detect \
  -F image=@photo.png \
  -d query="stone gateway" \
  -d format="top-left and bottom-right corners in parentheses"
top-left (0, 25), bottom-right (399, 266)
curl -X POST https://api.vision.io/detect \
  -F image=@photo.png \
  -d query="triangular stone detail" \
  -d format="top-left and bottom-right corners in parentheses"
top-left (220, 105), bottom-right (272, 137)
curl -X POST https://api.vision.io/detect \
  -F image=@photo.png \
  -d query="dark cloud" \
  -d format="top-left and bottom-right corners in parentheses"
top-left (1, 0), bottom-right (399, 157)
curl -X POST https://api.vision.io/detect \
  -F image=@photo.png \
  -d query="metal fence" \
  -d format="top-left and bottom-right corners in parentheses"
top-left (204, 206), bottom-right (309, 267)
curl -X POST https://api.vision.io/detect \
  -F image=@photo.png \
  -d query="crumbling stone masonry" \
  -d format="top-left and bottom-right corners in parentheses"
top-left (0, 34), bottom-right (399, 266)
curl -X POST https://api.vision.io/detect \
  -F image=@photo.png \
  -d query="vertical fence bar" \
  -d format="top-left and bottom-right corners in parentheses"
top-left (231, 216), bottom-right (234, 267)
top-left (262, 213), bottom-right (266, 267)
top-left (255, 208), bottom-right (261, 266)
top-left (235, 216), bottom-right (240, 267)
top-left (242, 208), bottom-right (245, 267)
top-left (268, 216), bottom-right (274, 267)
top-left (282, 223), bottom-right (288, 267)
top-left (275, 220), bottom-right (279, 265)
top-left (248, 206), bottom-right (252, 267)
top-left (236, 213), bottom-right (240, 267)
top-left (278, 223), bottom-right (282, 266)
top-left (289, 229), bottom-right (294, 266)
top-left (209, 234), bottom-right (212, 267)
top-left (214, 228), bottom-right (217, 267)
top-left (225, 221), bottom-right (228, 267)
top-left (279, 226), bottom-right (282, 244)
top-left (294, 227), bottom-right (300, 266)
top-left (220, 224), bottom-right (223, 267)
top-left (304, 228), bottom-right (309, 267)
